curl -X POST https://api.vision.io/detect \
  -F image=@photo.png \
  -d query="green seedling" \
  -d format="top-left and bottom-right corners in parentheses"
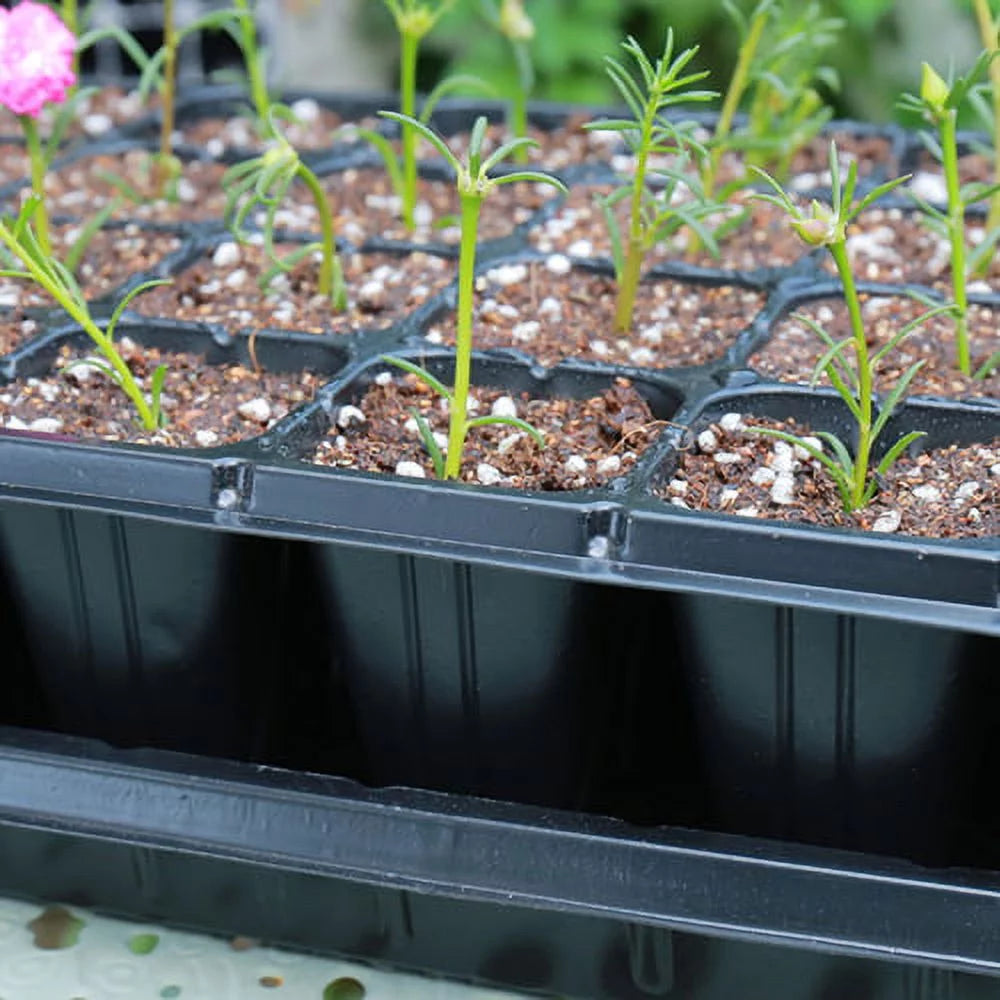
top-left (222, 116), bottom-right (346, 309)
top-left (972, 0), bottom-right (1000, 247)
top-left (689, 0), bottom-right (840, 256)
top-left (482, 0), bottom-right (535, 162)
top-left (0, 197), bottom-right (170, 431)
top-left (377, 111), bottom-right (566, 479)
top-left (585, 30), bottom-right (724, 333)
top-left (751, 143), bottom-right (952, 512)
top-left (899, 55), bottom-right (1000, 379)
top-left (379, 0), bottom-right (459, 231)
top-left (132, 1), bottom-right (279, 197)
top-left (719, 0), bottom-right (842, 183)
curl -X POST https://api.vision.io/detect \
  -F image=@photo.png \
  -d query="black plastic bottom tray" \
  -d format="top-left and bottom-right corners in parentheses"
top-left (0, 726), bottom-right (998, 1000)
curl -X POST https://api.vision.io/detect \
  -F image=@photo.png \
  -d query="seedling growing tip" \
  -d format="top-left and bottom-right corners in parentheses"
top-left (752, 143), bottom-right (952, 512)
top-left (377, 111), bottom-right (566, 479)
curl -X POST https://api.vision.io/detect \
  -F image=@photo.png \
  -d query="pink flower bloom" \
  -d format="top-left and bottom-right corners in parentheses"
top-left (0, 2), bottom-right (76, 118)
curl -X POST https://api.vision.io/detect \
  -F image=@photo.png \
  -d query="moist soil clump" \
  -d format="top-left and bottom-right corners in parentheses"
top-left (311, 373), bottom-right (661, 490)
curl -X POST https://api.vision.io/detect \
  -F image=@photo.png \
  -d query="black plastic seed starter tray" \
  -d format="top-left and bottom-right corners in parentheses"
top-left (0, 90), bottom-right (997, 999)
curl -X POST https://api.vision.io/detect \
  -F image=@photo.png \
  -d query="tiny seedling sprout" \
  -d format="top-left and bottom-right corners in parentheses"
top-left (377, 111), bottom-right (566, 479)
top-left (751, 143), bottom-right (953, 512)
top-left (899, 56), bottom-right (1000, 379)
top-left (0, 197), bottom-right (170, 432)
top-left (222, 116), bottom-right (347, 310)
top-left (585, 30), bottom-right (723, 333)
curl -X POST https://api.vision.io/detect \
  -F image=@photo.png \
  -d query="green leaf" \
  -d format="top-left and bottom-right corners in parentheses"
top-left (65, 197), bottom-right (123, 277)
top-left (465, 413), bottom-right (545, 448)
top-left (870, 361), bottom-right (926, 442)
top-left (108, 279), bottom-right (172, 339)
top-left (379, 355), bottom-right (454, 401)
top-left (419, 73), bottom-right (495, 123)
top-left (874, 430), bottom-right (925, 478)
top-left (491, 170), bottom-right (567, 193)
top-left (149, 364), bottom-right (169, 428)
top-left (973, 348), bottom-right (1000, 379)
top-left (871, 304), bottom-right (953, 366)
top-left (408, 408), bottom-right (445, 479)
top-left (378, 112), bottom-right (462, 174)
top-left (351, 127), bottom-right (405, 202)
top-left (750, 425), bottom-right (853, 505)
top-left (128, 933), bottom-right (160, 956)
top-left (480, 135), bottom-right (541, 173)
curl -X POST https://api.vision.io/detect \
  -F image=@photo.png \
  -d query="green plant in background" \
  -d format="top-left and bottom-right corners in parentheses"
top-left (376, 111), bottom-right (566, 479)
top-left (737, 1), bottom-right (843, 178)
top-left (230, 0), bottom-right (272, 134)
top-left (899, 54), bottom-right (1000, 378)
top-left (134, 1), bottom-right (278, 197)
top-left (482, 0), bottom-right (535, 161)
top-left (381, 0), bottom-right (457, 231)
top-left (700, 0), bottom-right (841, 210)
top-left (222, 116), bottom-right (347, 310)
top-left (751, 144), bottom-right (952, 512)
top-left (585, 31), bottom-right (723, 333)
top-left (971, 0), bottom-right (1000, 253)
top-left (0, 197), bottom-right (170, 431)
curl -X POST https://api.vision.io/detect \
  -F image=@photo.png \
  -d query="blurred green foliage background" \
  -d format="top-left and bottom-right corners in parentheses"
top-left (357, 0), bottom-right (996, 123)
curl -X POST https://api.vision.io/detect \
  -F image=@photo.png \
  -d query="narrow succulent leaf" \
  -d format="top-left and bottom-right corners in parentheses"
top-left (108, 279), bottom-right (172, 338)
top-left (491, 170), bottom-right (567, 192)
top-left (409, 408), bottom-right (445, 478)
top-left (175, 8), bottom-right (247, 42)
top-left (65, 198), bottom-right (122, 276)
top-left (875, 431), bottom-right (925, 477)
top-left (419, 74), bottom-right (495, 123)
top-left (960, 179), bottom-right (1000, 204)
top-left (94, 167), bottom-right (145, 205)
top-left (973, 348), bottom-right (1000, 379)
top-left (967, 225), bottom-right (1000, 274)
top-left (871, 304), bottom-right (954, 365)
top-left (77, 25), bottom-right (151, 73)
top-left (811, 334), bottom-right (855, 386)
top-left (480, 136), bottom-right (541, 173)
top-left (596, 194), bottom-right (624, 279)
top-left (149, 363), bottom-right (169, 427)
top-left (467, 116), bottom-right (489, 168)
top-left (380, 355), bottom-right (454, 401)
top-left (852, 174), bottom-right (913, 218)
top-left (137, 46), bottom-right (168, 101)
top-left (601, 60), bottom-right (645, 122)
top-left (378, 111), bottom-right (461, 173)
top-left (870, 361), bottom-right (926, 441)
top-left (753, 426), bottom-right (853, 501)
top-left (465, 414), bottom-right (545, 447)
top-left (814, 430), bottom-right (855, 475)
top-left (582, 118), bottom-right (640, 134)
top-left (352, 127), bottom-right (405, 200)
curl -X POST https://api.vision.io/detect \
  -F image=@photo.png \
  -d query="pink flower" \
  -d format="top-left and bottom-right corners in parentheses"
top-left (0, 2), bottom-right (76, 118)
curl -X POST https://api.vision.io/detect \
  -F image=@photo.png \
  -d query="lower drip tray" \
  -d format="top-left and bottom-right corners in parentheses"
top-left (0, 896), bottom-right (525, 1000)
top-left (0, 727), bottom-right (998, 1000)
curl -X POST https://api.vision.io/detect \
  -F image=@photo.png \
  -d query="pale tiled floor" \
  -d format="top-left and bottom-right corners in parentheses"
top-left (0, 897), bottom-right (529, 1000)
